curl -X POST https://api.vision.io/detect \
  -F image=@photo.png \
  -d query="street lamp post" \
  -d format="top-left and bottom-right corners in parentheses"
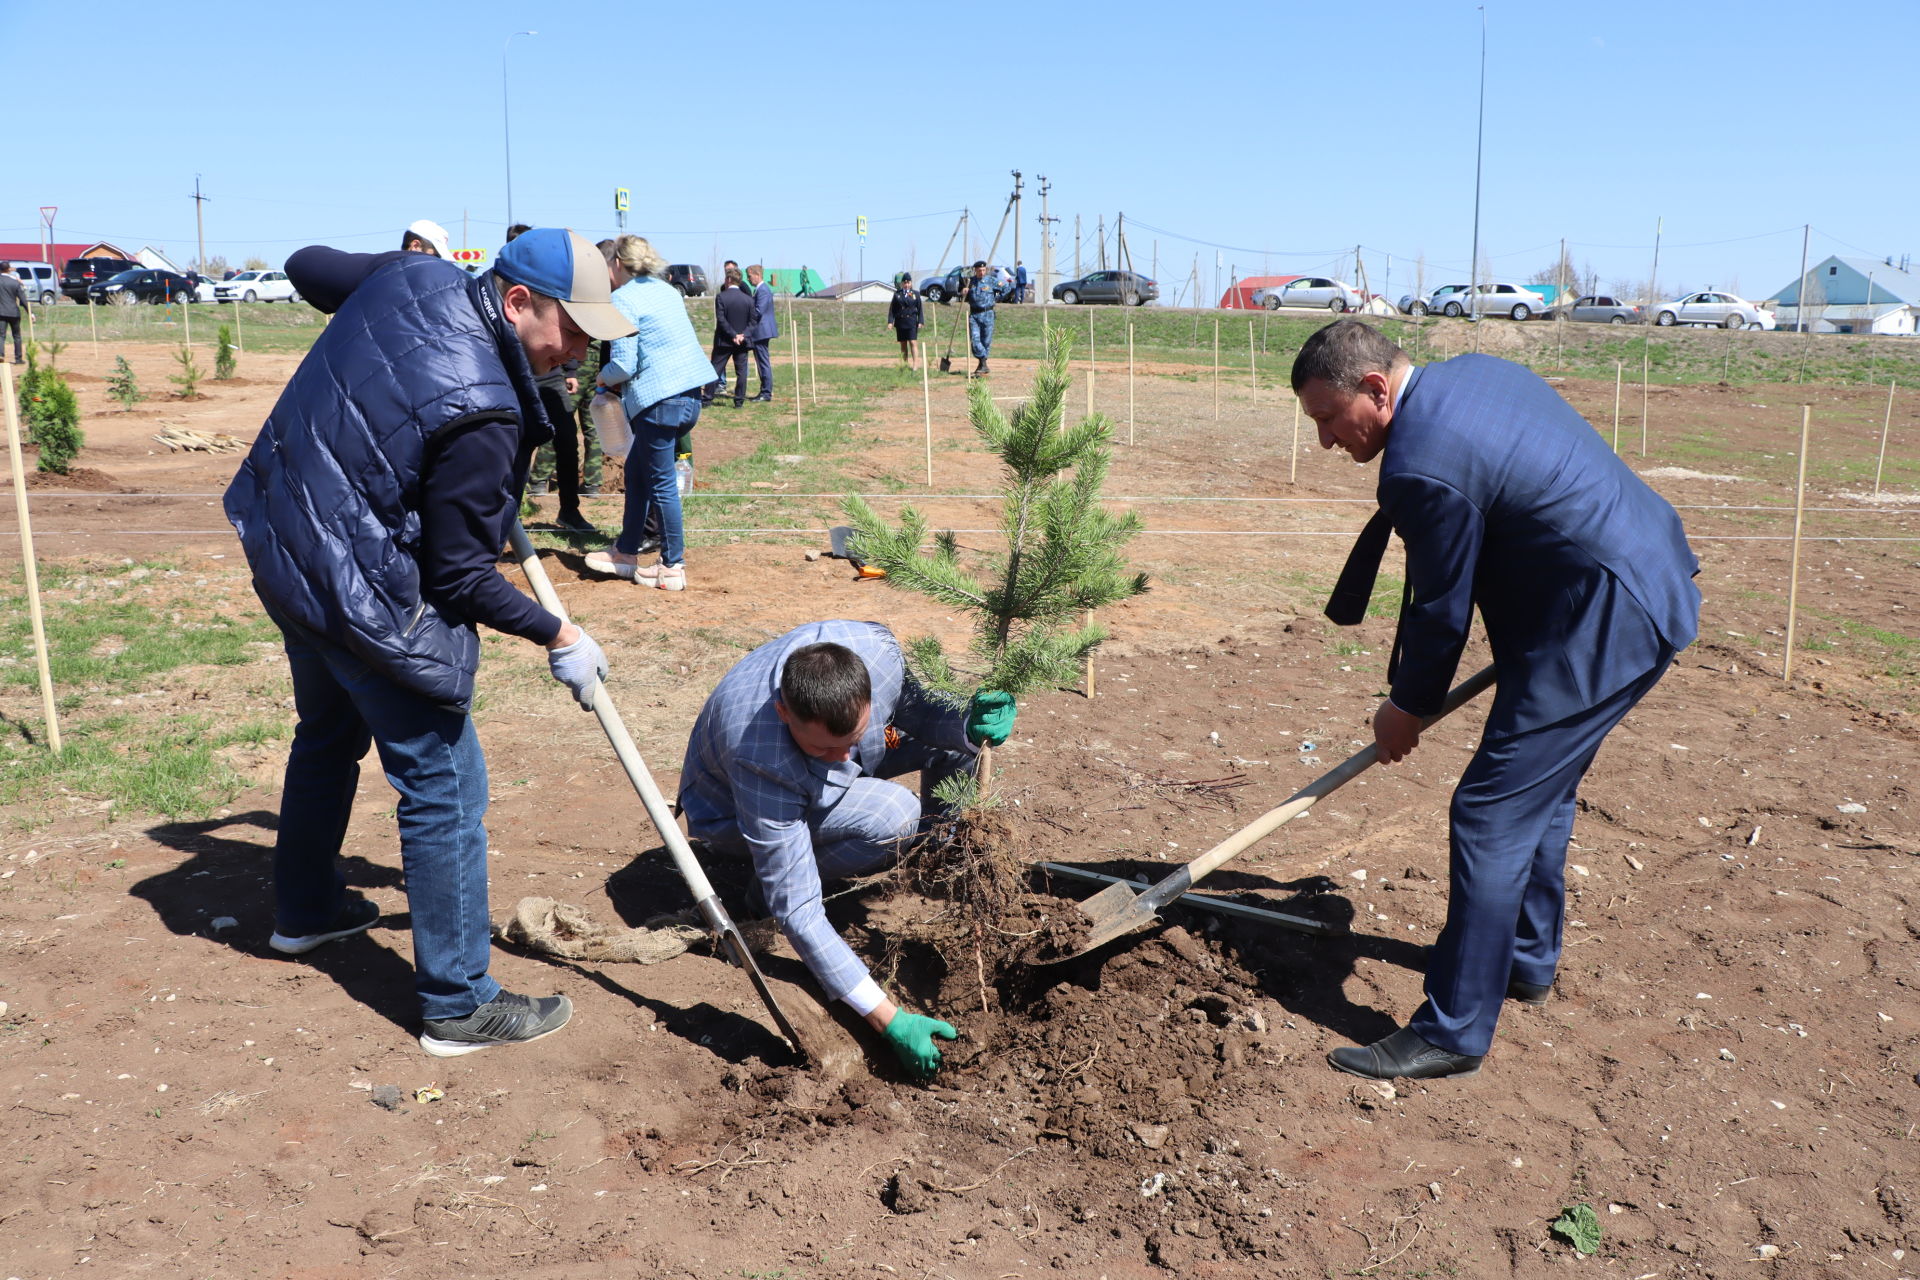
top-left (502, 30), bottom-right (537, 230)
top-left (1468, 6), bottom-right (1486, 322)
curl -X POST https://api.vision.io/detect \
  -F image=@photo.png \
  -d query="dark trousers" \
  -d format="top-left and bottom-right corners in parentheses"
top-left (751, 340), bottom-right (773, 397)
top-left (537, 384), bottom-right (583, 507)
top-left (707, 346), bottom-right (748, 405)
top-left (1, 314), bottom-right (19, 360)
top-left (1409, 653), bottom-right (1676, 1056)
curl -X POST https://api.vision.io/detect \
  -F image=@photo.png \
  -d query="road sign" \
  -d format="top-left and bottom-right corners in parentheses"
top-left (39, 206), bottom-right (57, 226)
top-left (856, 215), bottom-right (868, 240)
top-left (614, 187), bottom-right (630, 213)
top-left (452, 248), bottom-right (489, 264)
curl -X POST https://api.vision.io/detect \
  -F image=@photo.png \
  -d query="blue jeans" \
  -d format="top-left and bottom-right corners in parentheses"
top-left (270, 611), bottom-right (500, 1022)
top-left (617, 393), bottom-right (701, 564)
top-left (968, 310), bottom-right (995, 359)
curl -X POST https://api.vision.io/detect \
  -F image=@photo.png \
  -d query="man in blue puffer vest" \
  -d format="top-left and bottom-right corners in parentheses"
top-left (224, 229), bottom-right (635, 1058)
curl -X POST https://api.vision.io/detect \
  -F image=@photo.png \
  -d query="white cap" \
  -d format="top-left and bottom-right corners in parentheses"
top-left (405, 219), bottom-right (453, 261)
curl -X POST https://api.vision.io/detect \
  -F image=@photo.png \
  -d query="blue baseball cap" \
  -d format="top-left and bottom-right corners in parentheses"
top-left (494, 228), bottom-right (633, 340)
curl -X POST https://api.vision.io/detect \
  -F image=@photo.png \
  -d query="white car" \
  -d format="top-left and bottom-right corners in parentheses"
top-left (1434, 282), bottom-right (1547, 321)
top-left (1653, 291), bottom-right (1775, 330)
top-left (214, 269), bottom-right (300, 304)
top-left (1252, 276), bottom-right (1365, 313)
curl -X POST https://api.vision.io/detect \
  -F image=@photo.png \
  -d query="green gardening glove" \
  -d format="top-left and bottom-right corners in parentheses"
top-left (965, 690), bottom-right (1017, 747)
top-left (883, 1010), bottom-right (958, 1079)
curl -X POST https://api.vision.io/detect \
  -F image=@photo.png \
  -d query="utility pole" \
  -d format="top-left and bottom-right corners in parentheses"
top-left (1793, 222), bottom-right (1811, 332)
top-left (1011, 169), bottom-right (1023, 285)
top-left (191, 175), bottom-right (210, 273)
top-left (1097, 214), bottom-right (1107, 270)
top-left (1468, 5), bottom-right (1487, 321)
top-left (1648, 216), bottom-right (1664, 317)
top-left (1074, 215), bottom-right (1082, 280)
top-left (1036, 175), bottom-right (1057, 302)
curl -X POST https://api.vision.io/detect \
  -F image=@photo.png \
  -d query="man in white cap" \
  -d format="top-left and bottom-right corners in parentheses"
top-left (225, 228), bottom-right (634, 1057)
top-left (403, 219), bottom-right (454, 262)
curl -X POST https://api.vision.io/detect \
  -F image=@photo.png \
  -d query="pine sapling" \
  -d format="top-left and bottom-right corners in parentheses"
top-left (107, 356), bottom-right (144, 410)
top-left (847, 327), bottom-right (1146, 800)
top-left (215, 324), bottom-right (236, 380)
top-left (170, 345), bottom-right (203, 399)
top-left (27, 367), bottom-right (84, 474)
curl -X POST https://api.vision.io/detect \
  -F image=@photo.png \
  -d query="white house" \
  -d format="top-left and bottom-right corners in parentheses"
top-left (1770, 255), bottom-right (1919, 335)
top-left (809, 280), bottom-right (900, 304)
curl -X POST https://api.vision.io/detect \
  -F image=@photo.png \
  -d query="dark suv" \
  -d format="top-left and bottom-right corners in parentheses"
top-left (665, 264), bottom-right (708, 297)
top-left (60, 257), bottom-right (141, 303)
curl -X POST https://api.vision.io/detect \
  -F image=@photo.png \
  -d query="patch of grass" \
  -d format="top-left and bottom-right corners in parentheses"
top-left (0, 713), bottom-right (288, 823)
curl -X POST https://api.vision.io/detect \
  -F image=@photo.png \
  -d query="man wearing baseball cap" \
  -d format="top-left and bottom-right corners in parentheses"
top-left (225, 228), bottom-right (633, 1057)
top-left (403, 219), bottom-right (454, 261)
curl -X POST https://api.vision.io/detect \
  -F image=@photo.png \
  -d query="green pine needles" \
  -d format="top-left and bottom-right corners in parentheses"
top-left (845, 326), bottom-right (1148, 712)
top-left (107, 356), bottom-right (144, 409)
top-left (215, 324), bottom-right (236, 380)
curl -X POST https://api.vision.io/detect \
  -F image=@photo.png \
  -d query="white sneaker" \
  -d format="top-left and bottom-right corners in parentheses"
top-left (636, 561), bottom-right (686, 592)
top-left (581, 548), bottom-right (639, 581)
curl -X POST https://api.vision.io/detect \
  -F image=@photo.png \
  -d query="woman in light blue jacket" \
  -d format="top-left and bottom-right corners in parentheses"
top-left (584, 235), bottom-right (711, 591)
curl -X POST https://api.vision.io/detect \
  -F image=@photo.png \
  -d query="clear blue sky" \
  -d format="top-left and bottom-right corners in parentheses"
top-left (9, 0), bottom-right (1914, 303)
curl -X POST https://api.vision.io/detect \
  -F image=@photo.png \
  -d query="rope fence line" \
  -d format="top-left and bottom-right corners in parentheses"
top-left (0, 490), bottom-right (1913, 517)
top-left (3, 527), bottom-right (1917, 544)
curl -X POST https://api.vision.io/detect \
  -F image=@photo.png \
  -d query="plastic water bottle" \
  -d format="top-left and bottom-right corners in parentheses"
top-left (590, 391), bottom-right (632, 461)
top-left (675, 457), bottom-right (694, 496)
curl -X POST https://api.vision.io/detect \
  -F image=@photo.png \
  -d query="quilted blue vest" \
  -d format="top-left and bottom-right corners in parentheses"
top-left (224, 255), bottom-right (546, 710)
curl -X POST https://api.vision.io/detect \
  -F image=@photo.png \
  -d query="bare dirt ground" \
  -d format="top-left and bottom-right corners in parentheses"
top-left (3, 337), bottom-right (1919, 1279)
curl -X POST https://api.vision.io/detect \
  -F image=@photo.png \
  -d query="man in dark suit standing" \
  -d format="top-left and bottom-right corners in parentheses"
top-left (746, 264), bottom-right (777, 401)
top-left (1294, 320), bottom-right (1700, 1081)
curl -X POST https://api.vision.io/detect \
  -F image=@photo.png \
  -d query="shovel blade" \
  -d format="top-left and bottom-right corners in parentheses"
top-left (1036, 878), bottom-right (1163, 963)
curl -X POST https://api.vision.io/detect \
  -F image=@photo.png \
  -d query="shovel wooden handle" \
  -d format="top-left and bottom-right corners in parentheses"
top-left (1130, 664), bottom-right (1496, 920)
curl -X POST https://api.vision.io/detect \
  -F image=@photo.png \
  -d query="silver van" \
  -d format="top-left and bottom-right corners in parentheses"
top-left (5, 261), bottom-right (60, 305)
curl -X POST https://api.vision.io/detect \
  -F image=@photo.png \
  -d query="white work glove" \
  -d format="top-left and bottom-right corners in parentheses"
top-left (547, 630), bottom-right (608, 710)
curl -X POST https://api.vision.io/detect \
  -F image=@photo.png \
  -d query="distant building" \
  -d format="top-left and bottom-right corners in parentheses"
top-left (0, 241), bottom-right (139, 273)
top-left (1770, 254), bottom-right (1919, 335)
top-left (809, 280), bottom-right (898, 304)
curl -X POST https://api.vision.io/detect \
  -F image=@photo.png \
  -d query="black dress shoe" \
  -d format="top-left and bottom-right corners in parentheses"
top-left (1328, 1026), bottom-right (1482, 1080)
top-left (1507, 979), bottom-right (1552, 1005)
top-left (554, 509), bottom-right (597, 534)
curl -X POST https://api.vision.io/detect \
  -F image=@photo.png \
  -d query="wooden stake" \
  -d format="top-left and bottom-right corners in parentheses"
top-left (1127, 320), bottom-right (1135, 447)
top-left (1, 363), bottom-right (62, 753)
top-left (922, 345), bottom-right (933, 486)
top-left (89, 299), bottom-right (99, 351)
top-left (1782, 404), bottom-right (1811, 683)
top-left (1640, 338), bottom-right (1651, 456)
top-left (1212, 319), bottom-right (1220, 419)
top-left (1874, 379), bottom-right (1896, 498)
top-left (807, 312), bottom-right (818, 404)
top-left (1086, 308), bottom-right (1095, 417)
top-left (1248, 320), bottom-right (1257, 390)
top-left (1612, 360), bottom-right (1623, 452)
top-left (1084, 609), bottom-right (1095, 698)
top-left (1289, 397), bottom-right (1300, 483)
top-left (791, 303), bottom-right (803, 444)
top-left (232, 298), bottom-right (243, 353)
top-left (183, 295), bottom-right (191, 348)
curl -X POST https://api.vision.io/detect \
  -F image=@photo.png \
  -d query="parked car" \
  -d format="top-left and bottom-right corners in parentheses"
top-left (87, 268), bottom-right (200, 306)
top-left (5, 261), bottom-right (60, 306)
top-left (60, 256), bottom-right (141, 303)
top-left (1550, 295), bottom-right (1643, 325)
top-left (1432, 282), bottom-right (1547, 320)
top-left (1252, 276), bottom-right (1365, 312)
top-left (191, 273), bottom-right (219, 303)
top-left (1401, 283), bottom-right (1469, 316)
top-left (1653, 291), bottom-right (1774, 330)
top-left (1050, 269), bottom-right (1158, 306)
top-left (919, 265), bottom-right (1014, 305)
top-left (665, 264), bottom-right (708, 297)
top-left (214, 269), bottom-right (300, 303)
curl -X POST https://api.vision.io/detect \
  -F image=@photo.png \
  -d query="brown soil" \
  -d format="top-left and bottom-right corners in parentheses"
top-left (2, 338), bottom-right (1919, 1278)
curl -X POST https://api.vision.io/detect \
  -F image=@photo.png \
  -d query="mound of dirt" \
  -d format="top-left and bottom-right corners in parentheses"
top-left (23, 465), bottom-right (123, 490)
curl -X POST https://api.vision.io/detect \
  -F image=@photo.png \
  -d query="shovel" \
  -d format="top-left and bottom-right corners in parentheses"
top-left (1047, 664), bottom-right (1495, 961)
top-left (507, 522), bottom-right (809, 1060)
top-left (937, 296), bottom-right (963, 373)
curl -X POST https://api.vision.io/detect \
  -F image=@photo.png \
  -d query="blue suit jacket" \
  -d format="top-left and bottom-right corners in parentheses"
top-left (1380, 355), bottom-right (1700, 737)
top-left (749, 282), bottom-right (778, 342)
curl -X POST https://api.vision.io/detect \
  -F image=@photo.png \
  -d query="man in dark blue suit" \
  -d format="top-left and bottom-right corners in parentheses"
top-left (1293, 320), bottom-right (1700, 1081)
top-left (746, 264), bottom-right (778, 401)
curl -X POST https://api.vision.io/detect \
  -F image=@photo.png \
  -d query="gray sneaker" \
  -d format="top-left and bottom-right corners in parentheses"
top-left (269, 895), bottom-right (380, 954)
top-left (419, 991), bottom-right (573, 1058)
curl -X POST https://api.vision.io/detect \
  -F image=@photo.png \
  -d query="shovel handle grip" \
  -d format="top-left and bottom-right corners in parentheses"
top-left (1136, 664), bottom-right (1496, 917)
